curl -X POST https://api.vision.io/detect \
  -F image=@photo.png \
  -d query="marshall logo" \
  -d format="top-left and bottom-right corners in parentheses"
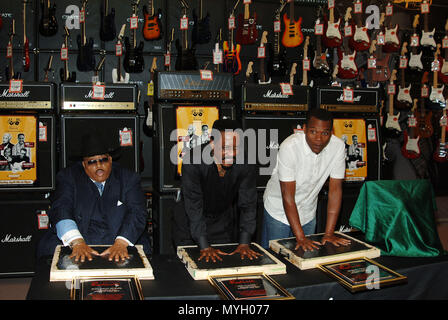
top-left (263, 90), bottom-right (289, 99)
top-left (1, 234), bottom-right (32, 243)
top-left (85, 90), bottom-right (115, 99)
top-left (0, 89), bottom-right (31, 98)
top-left (337, 94), bottom-right (362, 102)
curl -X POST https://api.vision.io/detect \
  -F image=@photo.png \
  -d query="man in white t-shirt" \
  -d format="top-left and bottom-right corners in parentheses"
top-left (261, 108), bottom-right (351, 251)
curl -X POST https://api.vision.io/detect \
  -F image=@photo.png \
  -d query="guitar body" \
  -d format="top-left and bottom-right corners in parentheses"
top-left (192, 11), bottom-right (212, 45)
top-left (112, 68), bottom-right (130, 83)
top-left (421, 29), bottom-right (436, 48)
top-left (323, 18), bottom-right (342, 48)
top-left (371, 53), bottom-right (391, 82)
top-left (409, 52), bottom-right (423, 70)
top-left (123, 37), bottom-right (145, 73)
top-left (76, 35), bottom-right (96, 72)
top-left (401, 130), bottom-right (421, 159)
top-left (143, 7), bottom-right (163, 41)
top-left (59, 68), bottom-right (76, 83)
top-left (281, 13), bottom-right (303, 48)
top-left (337, 48), bottom-right (358, 79)
top-left (430, 85), bottom-right (445, 104)
top-left (23, 39), bottom-right (30, 72)
top-left (349, 26), bottom-right (370, 52)
top-left (39, 2), bottom-right (58, 37)
top-left (100, 8), bottom-right (116, 42)
top-left (174, 39), bottom-right (197, 71)
top-left (395, 85), bottom-right (412, 110)
top-left (268, 46), bottom-right (287, 78)
top-left (383, 25), bottom-right (400, 53)
top-left (235, 12), bottom-right (258, 45)
top-left (385, 112), bottom-right (401, 132)
top-left (416, 110), bottom-right (433, 138)
top-left (312, 50), bottom-right (330, 74)
top-left (223, 41), bottom-right (241, 75)
top-left (433, 140), bottom-right (447, 162)
top-left (438, 57), bottom-right (448, 84)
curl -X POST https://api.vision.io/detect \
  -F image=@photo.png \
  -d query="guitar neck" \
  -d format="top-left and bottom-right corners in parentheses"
top-left (389, 87), bottom-right (394, 115)
top-left (244, 4), bottom-right (249, 20)
top-left (329, 7), bottom-right (334, 23)
top-left (289, 1), bottom-right (294, 22)
top-left (424, 12), bottom-right (429, 33)
top-left (441, 109), bottom-right (446, 143)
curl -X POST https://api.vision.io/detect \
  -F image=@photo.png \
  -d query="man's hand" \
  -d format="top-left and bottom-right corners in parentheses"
top-left (321, 233), bottom-right (351, 247)
top-left (294, 237), bottom-right (321, 252)
top-left (229, 244), bottom-right (263, 260)
top-left (69, 239), bottom-right (99, 262)
top-left (100, 239), bottom-right (130, 262)
top-left (198, 247), bottom-right (228, 263)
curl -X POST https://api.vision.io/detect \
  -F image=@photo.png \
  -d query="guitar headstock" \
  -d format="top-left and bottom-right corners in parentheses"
top-left (132, 0), bottom-right (140, 14)
top-left (260, 31), bottom-right (268, 47)
top-left (275, 0), bottom-right (287, 20)
top-left (118, 24), bottom-right (126, 42)
top-left (390, 69), bottom-right (397, 83)
top-left (81, 0), bottom-right (88, 11)
top-left (150, 57), bottom-right (157, 73)
top-left (9, 19), bottom-right (15, 38)
top-left (95, 54), bottom-right (106, 72)
top-left (369, 39), bottom-right (377, 55)
top-left (379, 12), bottom-right (385, 28)
top-left (246, 61), bottom-right (253, 78)
top-left (303, 36), bottom-right (310, 53)
top-left (412, 98), bottom-right (418, 113)
top-left (344, 7), bottom-right (353, 23)
top-left (290, 62), bottom-right (297, 77)
top-left (401, 42), bottom-right (408, 56)
top-left (45, 55), bottom-right (54, 72)
top-left (413, 14), bottom-right (420, 30)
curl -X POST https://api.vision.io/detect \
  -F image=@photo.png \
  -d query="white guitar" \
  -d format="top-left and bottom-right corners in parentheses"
top-left (325, 3), bottom-right (341, 41)
top-left (441, 19), bottom-right (448, 75)
top-left (258, 31), bottom-right (271, 84)
top-left (385, 70), bottom-right (402, 132)
top-left (352, 0), bottom-right (369, 44)
top-left (340, 9), bottom-right (357, 74)
top-left (112, 24), bottom-right (130, 83)
top-left (397, 42), bottom-right (412, 105)
top-left (384, 3), bottom-right (399, 47)
top-left (409, 14), bottom-right (423, 70)
top-left (430, 44), bottom-right (445, 104)
top-left (401, 99), bottom-right (421, 159)
top-left (420, 0), bottom-right (436, 48)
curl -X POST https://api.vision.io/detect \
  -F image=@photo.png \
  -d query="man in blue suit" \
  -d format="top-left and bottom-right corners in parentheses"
top-left (37, 132), bottom-right (150, 261)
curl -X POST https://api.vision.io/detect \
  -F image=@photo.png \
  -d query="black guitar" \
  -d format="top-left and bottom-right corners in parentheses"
top-left (60, 26), bottom-right (76, 82)
top-left (175, 0), bottom-right (197, 71)
top-left (124, 0), bottom-right (145, 73)
top-left (100, 0), bottom-right (116, 42)
top-left (39, 0), bottom-right (58, 37)
top-left (268, 0), bottom-right (288, 78)
top-left (192, 0), bottom-right (211, 45)
top-left (76, 0), bottom-right (95, 72)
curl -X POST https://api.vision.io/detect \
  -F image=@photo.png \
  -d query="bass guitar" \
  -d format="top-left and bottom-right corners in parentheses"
top-left (100, 0), bottom-right (116, 42)
top-left (416, 72), bottom-right (433, 138)
top-left (142, 0), bottom-right (162, 41)
top-left (223, 8), bottom-right (241, 75)
top-left (192, 0), bottom-right (211, 45)
top-left (76, 0), bottom-right (95, 72)
top-left (112, 24), bottom-right (130, 83)
top-left (349, 0), bottom-right (369, 52)
top-left (281, 0), bottom-right (303, 48)
top-left (396, 42), bottom-right (412, 110)
top-left (258, 31), bottom-right (270, 84)
top-left (337, 8), bottom-right (357, 80)
top-left (235, 0), bottom-right (257, 45)
top-left (39, 0), bottom-right (58, 37)
top-left (433, 106), bottom-right (447, 162)
top-left (401, 99), bottom-right (421, 159)
top-left (175, 0), bottom-right (197, 71)
top-left (124, 0), bottom-right (145, 73)
top-left (22, 0), bottom-right (30, 72)
top-left (268, 0), bottom-right (288, 78)
top-left (60, 26), bottom-right (76, 82)
top-left (420, 0), bottom-right (436, 48)
top-left (323, 0), bottom-right (341, 48)
top-left (409, 14), bottom-right (423, 71)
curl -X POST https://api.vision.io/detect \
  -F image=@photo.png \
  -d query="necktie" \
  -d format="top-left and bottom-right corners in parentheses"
top-left (94, 181), bottom-right (104, 196)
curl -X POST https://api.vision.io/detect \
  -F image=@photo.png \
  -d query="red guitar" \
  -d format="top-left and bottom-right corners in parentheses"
top-left (22, 0), bottom-right (30, 72)
top-left (383, 2), bottom-right (400, 53)
top-left (142, 0), bottom-right (162, 41)
top-left (281, 0), bottom-right (303, 48)
top-left (235, 0), bottom-right (257, 45)
top-left (337, 8), bottom-right (357, 79)
top-left (323, 0), bottom-right (342, 48)
top-left (438, 19), bottom-right (448, 85)
top-left (370, 13), bottom-right (391, 83)
top-left (349, 0), bottom-right (370, 52)
top-left (433, 106), bottom-right (447, 162)
top-left (401, 99), bottom-right (421, 159)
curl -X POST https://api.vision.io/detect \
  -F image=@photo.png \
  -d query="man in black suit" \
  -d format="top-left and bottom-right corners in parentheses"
top-left (37, 132), bottom-right (150, 262)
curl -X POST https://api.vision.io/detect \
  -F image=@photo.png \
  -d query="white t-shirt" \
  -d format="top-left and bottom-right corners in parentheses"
top-left (263, 131), bottom-right (346, 226)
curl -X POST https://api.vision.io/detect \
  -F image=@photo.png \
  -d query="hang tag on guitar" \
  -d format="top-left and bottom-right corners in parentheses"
top-left (344, 25), bottom-right (353, 37)
top-left (302, 59), bottom-right (310, 71)
top-left (440, 115), bottom-right (447, 127)
top-left (228, 16), bottom-right (236, 30)
top-left (410, 35), bottom-right (420, 47)
top-left (39, 122), bottom-right (47, 142)
top-left (328, 0), bottom-right (335, 9)
top-left (399, 57), bottom-right (408, 69)
top-left (200, 70), bottom-right (213, 81)
top-left (257, 46), bottom-right (266, 59)
top-left (354, 1), bottom-right (363, 14)
top-left (421, 2), bottom-right (430, 14)
top-left (280, 83), bottom-right (293, 95)
top-left (180, 16), bottom-right (189, 30)
top-left (37, 211), bottom-right (49, 230)
top-left (408, 115), bottom-right (417, 127)
top-left (119, 128), bottom-right (133, 147)
top-left (386, 3), bottom-right (393, 16)
top-left (431, 60), bottom-right (440, 72)
top-left (164, 53), bottom-right (171, 66)
top-left (130, 15), bottom-right (138, 29)
top-left (147, 80), bottom-right (154, 96)
top-left (6, 43), bottom-right (12, 58)
top-left (213, 49), bottom-right (223, 64)
top-left (274, 20), bottom-right (281, 33)
top-left (367, 124), bottom-right (377, 142)
top-left (443, 36), bottom-right (448, 49)
top-left (9, 80), bottom-right (23, 93)
top-left (387, 84), bottom-right (396, 95)
top-left (60, 46), bottom-right (68, 60)
top-left (115, 43), bottom-right (123, 56)
top-left (92, 83), bottom-right (105, 100)
top-left (368, 57), bottom-right (377, 69)
top-left (377, 33), bottom-right (385, 45)
top-left (80, 10), bottom-right (85, 23)
top-left (315, 23), bottom-right (324, 35)
top-left (343, 88), bottom-right (354, 103)
top-left (421, 85), bottom-right (429, 98)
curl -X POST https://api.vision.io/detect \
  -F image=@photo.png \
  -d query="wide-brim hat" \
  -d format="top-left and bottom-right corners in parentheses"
top-left (69, 130), bottom-right (121, 161)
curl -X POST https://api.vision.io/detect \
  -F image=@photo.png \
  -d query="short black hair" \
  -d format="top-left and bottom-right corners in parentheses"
top-left (210, 119), bottom-right (242, 142)
top-left (306, 108), bottom-right (333, 129)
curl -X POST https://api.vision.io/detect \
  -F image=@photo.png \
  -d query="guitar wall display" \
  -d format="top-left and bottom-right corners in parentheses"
top-left (39, 0), bottom-right (58, 37)
top-left (235, 0), bottom-right (257, 45)
top-left (281, 0), bottom-right (303, 48)
top-left (192, 0), bottom-right (211, 45)
top-left (143, 0), bottom-right (163, 41)
top-left (77, 0), bottom-right (96, 72)
top-left (124, 0), bottom-right (145, 73)
top-left (100, 0), bottom-right (116, 42)
top-left (438, 19), bottom-right (448, 85)
top-left (175, 0), bottom-right (197, 71)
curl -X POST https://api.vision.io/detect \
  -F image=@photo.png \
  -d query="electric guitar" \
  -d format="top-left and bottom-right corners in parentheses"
top-left (323, 0), bottom-right (342, 48)
top-left (91, 54), bottom-right (106, 83)
top-left (235, 0), bottom-right (257, 45)
top-left (409, 14), bottom-right (423, 71)
top-left (312, 7), bottom-right (331, 81)
top-left (112, 24), bottom-right (130, 83)
top-left (268, 0), bottom-right (288, 78)
top-left (145, 57), bottom-right (157, 131)
top-left (76, 0), bottom-right (95, 72)
top-left (430, 44), bottom-right (445, 105)
top-left (401, 99), bottom-right (421, 159)
top-left (43, 55), bottom-right (53, 82)
top-left (289, 62), bottom-right (297, 86)
top-left (5, 20), bottom-right (21, 81)
top-left (420, 0), bottom-right (436, 48)
top-left (396, 42), bottom-right (412, 109)
top-left (349, 0), bottom-right (370, 52)
top-left (383, 2), bottom-right (400, 53)
top-left (22, 0), bottom-right (30, 72)
top-left (301, 36), bottom-right (312, 86)
top-left (213, 29), bottom-right (223, 72)
top-left (245, 61), bottom-right (254, 84)
top-left (100, 0), bottom-right (116, 42)
top-left (142, 0), bottom-right (162, 41)
top-left (281, 0), bottom-right (303, 48)
top-left (337, 8), bottom-right (358, 80)
top-left (175, 0), bottom-right (197, 71)
top-left (39, 0), bottom-right (58, 37)
top-left (416, 72), bottom-right (433, 138)
top-left (385, 69), bottom-right (402, 133)
top-left (370, 13), bottom-right (391, 83)
top-left (165, 28), bottom-right (174, 71)
top-left (192, 0), bottom-right (211, 45)
top-left (124, 0), bottom-right (145, 73)
top-left (60, 26), bottom-right (76, 82)
top-left (223, 9), bottom-right (241, 75)
top-left (433, 106), bottom-right (447, 162)
top-left (438, 19), bottom-right (448, 84)
top-left (258, 31), bottom-right (271, 84)
top-left (366, 41), bottom-right (380, 88)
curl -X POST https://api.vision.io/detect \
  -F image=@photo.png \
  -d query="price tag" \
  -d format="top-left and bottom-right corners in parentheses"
top-left (440, 115), bottom-right (447, 127)
top-left (280, 83), bottom-right (293, 95)
top-left (60, 46), bottom-right (68, 60)
top-left (399, 57), bottom-right (408, 69)
top-left (39, 122), bottom-right (47, 142)
top-left (119, 128), bottom-right (133, 146)
top-left (328, 0), bottom-right (335, 9)
top-left (213, 49), bottom-right (223, 64)
top-left (368, 125), bottom-right (377, 142)
top-left (303, 58), bottom-right (310, 71)
top-left (115, 43), bottom-right (123, 56)
top-left (354, 1), bottom-right (363, 14)
top-left (228, 16), bottom-right (236, 30)
top-left (315, 23), bottom-right (324, 35)
top-left (80, 10), bottom-right (85, 23)
top-left (387, 84), bottom-right (396, 95)
top-left (344, 25), bottom-right (353, 37)
top-left (130, 15), bottom-right (138, 29)
top-left (410, 35), bottom-right (420, 47)
top-left (9, 80), bottom-right (23, 93)
top-left (443, 36), bottom-right (448, 49)
top-left (164, 53), bottom-right (171, 66)
top-left (368, 57), bottom-right (377, 69)
top-left (431, 60), bottom-right (440, 72)
top-left (92, 83), bottom-right (106, 100)
top-left (274, 20), bottom-right (281, 33)
top-left (421, 85), bottom-right (429, 98)
top-left (343, 88), bottom-right (354, 102)
top-left (408, 115), bottom-right (417, 127)
top-left (257, 46), bottom-right (266, 58)
top-left (386, 3), bottom-right (393, 16)
top-left (377, 33), bottom-right (385, 45)
top-left (180, 16), bottom-right (189, 30)
top-left (243, 0), bottom-right (252, 3)
top-left (37, 211), bottom-right (49, 230)
top-left (6, 43), bottom-right (12, 58)
top-left (147, 80), bottom-right (154, 96)
top-left (421, 2), bottom-right (430, 14)
top-left (200, 70), bottom-right (213, 81)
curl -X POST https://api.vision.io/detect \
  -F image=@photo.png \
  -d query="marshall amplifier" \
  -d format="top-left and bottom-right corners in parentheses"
top-left (317, 87), bottom-right (379, 114)
top-left (242, 84), bottom-right (310, 113)
top-left (0, 82), bottom-right (56, 111)
top-left (156, 71), bottom-right (233, 101)
top-left (60, 83), bottom-right (138, 112)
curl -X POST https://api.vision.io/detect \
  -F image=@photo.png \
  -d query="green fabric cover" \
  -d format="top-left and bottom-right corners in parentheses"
top-left (349, 180), bottom-right (445, 257)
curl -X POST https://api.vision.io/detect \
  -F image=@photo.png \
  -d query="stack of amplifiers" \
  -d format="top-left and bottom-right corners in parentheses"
top-left (0, 82), bottom-right (57, 191)
top-left (59, 84), bottom-right (139, 173)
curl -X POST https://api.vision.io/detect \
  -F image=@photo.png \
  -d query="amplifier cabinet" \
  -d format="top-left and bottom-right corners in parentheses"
top-left (60, 114), bottom-right (140, 173)
top-left (0, 82), bottom-right (56, 111)
top-left (317, 87), bottom-right (380, 115)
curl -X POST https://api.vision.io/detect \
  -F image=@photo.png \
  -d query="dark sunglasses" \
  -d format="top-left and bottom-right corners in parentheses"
top-left (85, 157), bottom-right (109, 166)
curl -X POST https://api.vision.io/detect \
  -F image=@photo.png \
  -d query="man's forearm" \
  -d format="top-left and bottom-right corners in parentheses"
top-left (325, 181), bottom-right (343, 235)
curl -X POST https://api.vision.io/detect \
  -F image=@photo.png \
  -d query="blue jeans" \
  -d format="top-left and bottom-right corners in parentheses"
top-left (260, 207), bottom-right (316, 249)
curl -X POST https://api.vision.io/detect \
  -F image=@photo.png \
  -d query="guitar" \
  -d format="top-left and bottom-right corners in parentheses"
top-left (213, 29), bottom-right (223, 72)
top-left (245, 61), bottom-right (254, 84)
top-left (289, 62), bottom-right (297, 86)
top-left (258, 31), bottom-right (270, 84)
top-left (43, 55), bottom-right (53, 82)
top-left (145, 57), bottom-right (157, 131)
top-left (142, 0), bottom-right (162, 41)
top-left (396, 42), bottom-right (412, 109)
top-left (433, 106), bottom-right (447, 162)
top-left (22, 0), bottom-right (30, 72)
top-left (165, 28), bottom-right (175, 71)
top-left (409, 14), bottom-right (423, 71)
top-left (349, 0), bottom-right (370, 52)
top-left (281, 0), bottom-right (303, 48)
top-left (383, 2), bottom-right (400, 53)
top-left (5, 20), bottom-right (21, 81)
top-left (268, 0), bottom-right (288, 78)
top-left (301, 36), bottom-right (311, 87)
top-left (416, 72), bottom-right (433, 138)
top-left (312, 7), bottom-right (331, 80)
top-left (323, 0), bottom-right (342, 48)
top-left (430, 44), bottom-right (445, 105)
top-left (59, 26), bottom-right (76, 82)
top-left (223, 9), bottom-right (241, 75)
top-left (370, 13), bottom-right (391, 83)
top-left (91, 54), bottom-right (106, 83)
top-left (337, 8), bottom-right (358, 80)
top-left (112, 24), bottom-right (130, 83)
top-left (385, 70), bottom-right (402, 133)
top-left (366, 40), bottom-right (379, 88)
top-left (124, 0), bottom-right (145, 73)
top-left (192, 0), bottom-right (211, 45)
top-left (420, 0), bottom-right (436, 48)
top-left (438, 19), bottom-right (448, 85)
top-left (175, 0), bottom-right (197, 71)
top-left (100, 0), bottom-right (116, 42)
top-left (235, 0), bottom-right (257, 45)
top-left (76, 0), bottom-right (95, 72)
top-left (401, 99), bottom-right (421, 159)
top-left (39, 0), bottom-right (58, 37)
